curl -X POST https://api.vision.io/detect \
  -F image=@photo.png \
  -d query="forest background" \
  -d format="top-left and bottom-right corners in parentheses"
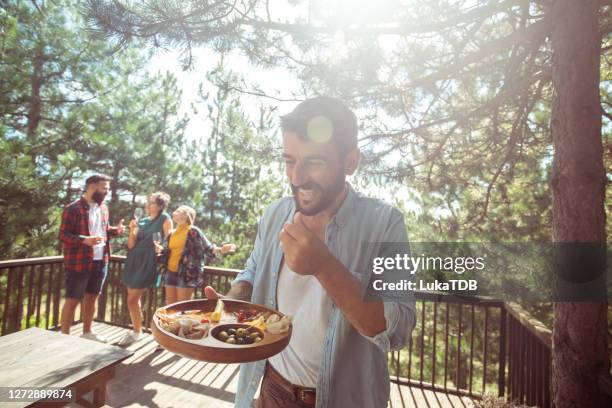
top-left (4, 1), bottom-right (609, 262)
top-left (2, 0), bottom-right (611, 318)
top-left (1, 1), bottom-right (611, 404)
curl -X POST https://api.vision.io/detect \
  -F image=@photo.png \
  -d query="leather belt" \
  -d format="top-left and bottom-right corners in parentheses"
top-left (265, 363), bottom-right (316, 406)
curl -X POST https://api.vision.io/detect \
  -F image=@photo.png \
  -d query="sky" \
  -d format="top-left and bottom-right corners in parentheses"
top-left (147, 47), bottom-right (302, 144)
top-left (143, 0), bottom-right (412, 144)
top-left (145, 44), bottom-right (420, 214)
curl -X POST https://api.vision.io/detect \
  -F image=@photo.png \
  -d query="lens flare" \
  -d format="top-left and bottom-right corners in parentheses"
top-left (307, 115), bottom-right (334, 143)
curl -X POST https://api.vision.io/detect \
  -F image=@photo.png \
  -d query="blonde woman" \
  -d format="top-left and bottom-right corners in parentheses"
top-left (158, 205), bottom-right (236, 304)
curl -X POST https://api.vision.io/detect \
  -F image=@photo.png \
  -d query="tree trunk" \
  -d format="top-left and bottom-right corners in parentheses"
top-left (27, 39), bottom-right (44, 150)
top-left (550, 1), bottom-right (609, 407)
top-left (208, 115), bottom-right (220, 224)
top-left (109, 167), bottom-right (120, 220)
top-left (229, 161), bottom-right (238, 216)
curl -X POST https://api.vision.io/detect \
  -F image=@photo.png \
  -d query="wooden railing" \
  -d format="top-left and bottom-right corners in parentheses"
top-left (388, 292), bottom-right (508, 399)
top-left (0, 256), bottom-right (555, 405)
top-left (0, 256), bottom-right (65, 334)
top-left (100, 257), bottom-right (237, 328)
top-left (506, 302), bottom-right (552, 407)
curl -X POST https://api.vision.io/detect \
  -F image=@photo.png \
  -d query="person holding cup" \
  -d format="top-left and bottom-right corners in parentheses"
top-left (118, 192), bottom-right (172, 346)
top-left (156, 205), bottom-right (236, 305)
top-left (59, 174), bottom-right (126, 341)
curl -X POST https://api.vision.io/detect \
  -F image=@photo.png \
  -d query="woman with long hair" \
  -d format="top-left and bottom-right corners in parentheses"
top-left (158, 205), bottom-right (236, 304)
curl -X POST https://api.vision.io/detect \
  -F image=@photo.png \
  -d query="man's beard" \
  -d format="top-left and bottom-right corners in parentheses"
top-left (92, 191), bottom-right (107, 205)
top-left (291, 175), bottom-right (345, 216)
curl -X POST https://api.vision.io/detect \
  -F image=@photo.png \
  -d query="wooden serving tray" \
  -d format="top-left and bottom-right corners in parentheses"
top-left (151, 299), bottom-right (292, 363)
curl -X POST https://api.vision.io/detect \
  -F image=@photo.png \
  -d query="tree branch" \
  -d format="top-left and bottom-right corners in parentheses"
top-left (221, 84), bottom-right (303, 102)
top-left (84, 0), bottom-right (532, 47)
top-left (602, 105), bottom-right (612, 121)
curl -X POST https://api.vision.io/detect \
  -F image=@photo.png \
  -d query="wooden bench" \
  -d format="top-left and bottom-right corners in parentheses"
top-left (0, 327), bottom-right (133, 407)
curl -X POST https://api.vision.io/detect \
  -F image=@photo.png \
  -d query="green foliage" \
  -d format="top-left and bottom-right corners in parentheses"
top-left (0, 1), bottom-right (284, 265)
top-left (0, 0), bottom-right (127, 257)
top-left (4, 1), bottom-right (609, 334)
top-left (82, 0), bottom-right (612, 245)
top-left (177, 60), bottom-right (285, 268)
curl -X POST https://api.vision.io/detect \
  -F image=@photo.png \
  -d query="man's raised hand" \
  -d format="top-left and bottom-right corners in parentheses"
top-left (279, 212), bottom-right (335, 276)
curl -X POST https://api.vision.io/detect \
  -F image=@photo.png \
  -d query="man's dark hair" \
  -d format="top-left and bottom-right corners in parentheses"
top-left (280, 96), bottom-right (358, 156)
top-left (85, 174), bottom-right (111, 188)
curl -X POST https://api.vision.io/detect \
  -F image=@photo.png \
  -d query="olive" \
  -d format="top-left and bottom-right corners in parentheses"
top-left (226, 337), bottom-right (236, 344)
top-left (254, 336), bottom-right (262, 343)
top-left (236, 328), bottom-right (247, 337)
top-left (236, 337), bottom-right (245, 345)
top-left (243, 337), bottom-right (253, 344)
top-left (249, 332), bottom-right (259, 340)
top-left (227, 328), bottom-right (236, 336)
top-left (218, 331), bottom-right (229, 341)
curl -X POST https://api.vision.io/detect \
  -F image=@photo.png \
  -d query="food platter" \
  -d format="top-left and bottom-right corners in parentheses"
top-left (151, 299), bottom-right (292, 363)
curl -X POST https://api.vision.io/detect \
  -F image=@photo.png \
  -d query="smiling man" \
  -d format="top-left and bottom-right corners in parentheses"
top-left (205, 96), bottom-right (415, 408)
top-left (59, 174), bottom-right (125, 341)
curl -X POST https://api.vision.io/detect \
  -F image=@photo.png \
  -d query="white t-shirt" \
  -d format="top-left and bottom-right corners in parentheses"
top-left (268, 262), bottom-right (333, 387)
top-left (88, 203), bottom-right (106, 260)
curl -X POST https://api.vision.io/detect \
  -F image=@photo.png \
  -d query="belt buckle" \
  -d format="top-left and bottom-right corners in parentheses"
top-left (297, 388), bottom-right (314, 404)
top-left (298, 389), bottom-right (307, 401)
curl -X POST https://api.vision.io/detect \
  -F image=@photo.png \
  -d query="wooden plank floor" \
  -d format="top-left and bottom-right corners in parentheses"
top-left (66, 322), bottom-right (474, 408)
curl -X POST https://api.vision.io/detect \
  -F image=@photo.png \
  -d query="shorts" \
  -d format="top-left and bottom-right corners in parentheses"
top-left (65, 261), bottom-right (108, 299)
top-left (164, 270), bottom-right (190, 288)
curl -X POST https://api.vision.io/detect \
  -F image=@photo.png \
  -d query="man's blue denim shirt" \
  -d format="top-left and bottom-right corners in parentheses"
top-left (233, 184), bottom-right (416, 408)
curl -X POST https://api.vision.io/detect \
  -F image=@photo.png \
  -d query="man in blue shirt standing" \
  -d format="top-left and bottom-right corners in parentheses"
top-left (205, 96), bottom-right (415, 408)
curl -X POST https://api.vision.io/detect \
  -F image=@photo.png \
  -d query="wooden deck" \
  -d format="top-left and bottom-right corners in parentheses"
top-left (66, 322), bottom-right (474, 408)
